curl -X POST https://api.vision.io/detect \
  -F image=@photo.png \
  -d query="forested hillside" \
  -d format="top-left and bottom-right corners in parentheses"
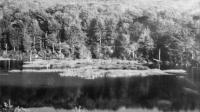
top-left (0, 0), bottom-right (200, 67)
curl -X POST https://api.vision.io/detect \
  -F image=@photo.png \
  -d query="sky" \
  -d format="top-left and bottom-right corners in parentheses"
top-left (1, 0), bottom-right (200, 15)
top-left (169, 0), bottom-right (200, 14)
top-left (124, 0), bottom-right (200, 15)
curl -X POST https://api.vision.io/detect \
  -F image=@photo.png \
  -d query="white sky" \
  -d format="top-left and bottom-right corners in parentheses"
top-left (2, 0), bottom-right (200, 15)
top-left (122, 0), bottom-right (200, 15)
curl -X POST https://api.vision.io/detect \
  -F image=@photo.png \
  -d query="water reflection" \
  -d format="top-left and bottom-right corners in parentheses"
top-left (0, 72), bottom-right (200, 111)
top-left (0, 60), bottom-right (23, 71)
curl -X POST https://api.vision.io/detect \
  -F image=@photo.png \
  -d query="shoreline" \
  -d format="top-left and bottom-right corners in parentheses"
top-left (8, 69), bottom-right (187, 79)
top-left (22, 107), bottom-right (200, 112)
top-left (2, 59), bottom-right (187, 79)
top-left (9, 106), bottom-right (200, 112)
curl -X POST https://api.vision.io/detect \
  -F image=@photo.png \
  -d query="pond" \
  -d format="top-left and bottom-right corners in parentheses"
top-left (0, 61), bottom-right (200, 111)
top-left (0, 60), bottom-right (23, 71)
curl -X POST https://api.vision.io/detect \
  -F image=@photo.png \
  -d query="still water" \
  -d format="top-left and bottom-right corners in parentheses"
top-left (0, 60), bottom-right (23, 71)
top-left (0, 61), bottom-right (200, 111)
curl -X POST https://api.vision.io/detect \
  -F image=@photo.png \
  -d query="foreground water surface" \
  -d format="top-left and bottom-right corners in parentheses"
top-left (0, 61), bottom-right (200, 111)
top-left (0, 72), bottom-right (200, 111)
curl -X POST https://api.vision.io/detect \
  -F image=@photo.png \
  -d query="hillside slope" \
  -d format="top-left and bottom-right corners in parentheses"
top-left (0, 0), bottom-right (200, 68)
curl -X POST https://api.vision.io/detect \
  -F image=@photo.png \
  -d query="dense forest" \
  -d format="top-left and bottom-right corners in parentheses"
top-left (0, 0), bottom-right (200, 67)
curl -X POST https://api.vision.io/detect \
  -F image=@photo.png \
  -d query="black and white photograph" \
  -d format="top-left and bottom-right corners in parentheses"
top-left (0, 0), bottom-right (200, 111)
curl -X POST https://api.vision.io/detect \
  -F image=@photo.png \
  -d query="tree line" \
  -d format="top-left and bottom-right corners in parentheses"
top-left (0, 1), bottom-right (200, 68)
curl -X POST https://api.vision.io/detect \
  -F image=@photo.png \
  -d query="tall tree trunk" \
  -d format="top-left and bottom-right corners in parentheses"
top-left (33, 36), bottom-right (35, 50)
top-left (158, 48), bottom-right (161, 69)
top-left (52, 43), bottom-right (55, 53)
top-left (59, 41), bottom-right (61, 59)
top-left (40, 37), bottom-right (42, 51)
